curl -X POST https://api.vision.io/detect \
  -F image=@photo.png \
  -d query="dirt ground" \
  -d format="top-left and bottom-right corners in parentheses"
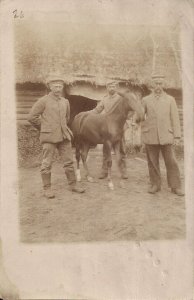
top-left (19, 150), bottom-right (185, 243)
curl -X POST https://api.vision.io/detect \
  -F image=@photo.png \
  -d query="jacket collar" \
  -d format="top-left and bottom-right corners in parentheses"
top-left (152, 91), bottom-right (166, 100)
top-left (49, 92), bottom-right (61, 101)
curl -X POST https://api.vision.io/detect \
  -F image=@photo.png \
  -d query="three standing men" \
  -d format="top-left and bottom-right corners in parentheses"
top-left (28, 74), bottom-right (85, 198)
top-left (28, 73), bottom-right (184, 197)
top-left (141, 74), bottom-right (184, 196)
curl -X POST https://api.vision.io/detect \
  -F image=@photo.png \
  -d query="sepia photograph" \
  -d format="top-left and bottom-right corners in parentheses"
top-left (16, 18), bottom-right (185, 243)
top-left (0, 0), bottom-right (193, 299)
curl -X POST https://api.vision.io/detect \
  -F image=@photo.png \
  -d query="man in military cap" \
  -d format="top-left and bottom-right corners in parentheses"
top-left (92, 79), bottom-right (128, 179)
top-left (28, 73), bottom-right (85, 198)
top-left (141, 74), bottom-right (184, 195)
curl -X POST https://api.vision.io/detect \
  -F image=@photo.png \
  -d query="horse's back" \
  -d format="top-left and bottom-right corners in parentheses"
top-left (72, 112), bottom-right (108, 144)
top-left (71, 111), bottom-right (88, 136)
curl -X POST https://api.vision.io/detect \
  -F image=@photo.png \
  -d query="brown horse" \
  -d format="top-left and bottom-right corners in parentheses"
top-left (71, 90), bottom-right (144, 189)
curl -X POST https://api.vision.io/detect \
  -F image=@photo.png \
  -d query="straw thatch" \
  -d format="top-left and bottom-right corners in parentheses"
top-left (14, 21), bottom-right (182, 88)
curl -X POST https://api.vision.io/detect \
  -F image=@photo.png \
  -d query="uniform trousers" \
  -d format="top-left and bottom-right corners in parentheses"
top-left (40, 139), bottom-right (76, 185)
top-left (145, 144), bottom-right (181, 189)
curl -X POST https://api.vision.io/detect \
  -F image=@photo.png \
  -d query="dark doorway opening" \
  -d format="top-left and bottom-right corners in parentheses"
top-left (68, 94), bottom-right (98, 126)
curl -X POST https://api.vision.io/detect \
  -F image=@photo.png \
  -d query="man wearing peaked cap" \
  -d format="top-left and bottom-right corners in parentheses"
top-left (46, 73), bottom-right (65, 86)
top-left (91, 79), bottom-right (128, 179)
top-left (28, 73), bottom-right (85, 198)
top-left (141, 73), bottom-right (184, 196)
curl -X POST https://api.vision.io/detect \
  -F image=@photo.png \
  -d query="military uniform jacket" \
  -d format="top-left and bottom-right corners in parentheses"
top-left (94, 93), bottom-right (122, 114)
top-left (28, 93), bottom-right (73, 144)
top-left (141, 92), bottom-right (181, 145)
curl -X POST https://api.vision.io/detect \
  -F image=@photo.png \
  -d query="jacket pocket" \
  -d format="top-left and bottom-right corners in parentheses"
top-left (41, 125), bottom-right (52, 133)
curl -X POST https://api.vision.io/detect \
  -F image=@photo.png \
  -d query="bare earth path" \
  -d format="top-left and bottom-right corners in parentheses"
top-left (19, 150), bottom-right (185, 243)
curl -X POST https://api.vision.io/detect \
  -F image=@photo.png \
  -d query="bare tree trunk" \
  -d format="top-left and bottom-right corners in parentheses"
top-left (166, 29), bottom-right (182, 78)
top-left (149, 31), bottom-right (158, 73)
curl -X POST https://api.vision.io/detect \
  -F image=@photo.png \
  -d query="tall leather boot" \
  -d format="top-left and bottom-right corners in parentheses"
top-left (98, 168), bottom-right (108, 179)
top-left (41, 173), bottom-right (55, 199)
top-left (98, 157), bottom-right (108, 179)
top-left (99, 144), bottom-right (109, 179)
top-left (120, 158), bottom-right (128, 179)
top-left (65, 169), bottom-right (85, 193)
top-left (119, 139), bottom-right (128, 179)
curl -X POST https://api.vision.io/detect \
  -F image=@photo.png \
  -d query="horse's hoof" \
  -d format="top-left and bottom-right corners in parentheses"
top-left (76, 170), bottom-right (81, 182)
top-left (108, 182), bottom-right (114, 190)
top-left (87, 176), bottom-right (94, 182)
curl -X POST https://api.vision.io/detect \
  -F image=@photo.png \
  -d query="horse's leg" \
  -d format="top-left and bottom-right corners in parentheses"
top-left (114, 141), bottom-right (123, 176)
top-left (80, 142), bottom-right (94, 182)
top-left (75, 139), bottom-right (81, 182)
top-left (114, 141), bottom-right (126, 188)
top-left (105, 141), bottom-right (114, 190)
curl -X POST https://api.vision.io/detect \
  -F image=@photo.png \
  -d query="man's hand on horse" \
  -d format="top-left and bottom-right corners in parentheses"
top-left (116, 89), bottom-right (127, 97)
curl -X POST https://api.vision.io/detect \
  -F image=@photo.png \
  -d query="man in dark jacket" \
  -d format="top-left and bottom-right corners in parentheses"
top-left (92, 80), bottom-right (128, 179)
top-left (141, 74), bottom-right (184, 196)
top-left (28, 74), bottom-right (85, 198)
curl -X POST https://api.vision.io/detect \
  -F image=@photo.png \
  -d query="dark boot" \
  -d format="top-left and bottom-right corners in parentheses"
top-left (98, 157), bottom-right (108, 179)
top-left (148, 185), bottom-right (161, 194)
top-left (99, 144), bottom-right (109, 179)
top-left (41, 173), bottom-right (55, 199)
top-left (121, 167), bottom-right (128, 179)
top-left (98, 170), bottom-right (108, 179)
top-left (120, 157), bottom-right (128, 179)
top-left (65, 169), bottom-right (85, 193)
top-left (70, 183), bottom-right (85, 193)
top-left (171, 188), bottom-right (184, 196)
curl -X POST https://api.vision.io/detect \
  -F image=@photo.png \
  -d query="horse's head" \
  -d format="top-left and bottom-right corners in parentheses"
top-left (117, 90), bottom-right (144, 122)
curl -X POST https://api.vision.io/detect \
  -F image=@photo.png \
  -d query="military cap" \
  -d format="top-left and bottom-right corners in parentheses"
top-left (46, 73), bottom-right (65, 85)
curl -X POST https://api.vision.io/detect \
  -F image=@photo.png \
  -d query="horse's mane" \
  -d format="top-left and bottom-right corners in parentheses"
top-left (105, 91), bottom-right (135, 116)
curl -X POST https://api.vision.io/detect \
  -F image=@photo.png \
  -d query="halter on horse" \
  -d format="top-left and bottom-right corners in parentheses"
top-left (71, 90), bottom-right (144, 189)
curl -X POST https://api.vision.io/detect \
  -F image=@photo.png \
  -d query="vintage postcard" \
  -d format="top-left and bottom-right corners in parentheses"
top-left (0, 0), bottom-right (193, 299)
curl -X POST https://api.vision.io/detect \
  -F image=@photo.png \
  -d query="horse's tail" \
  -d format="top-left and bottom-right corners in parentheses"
top-left (72, 111), bottom-right (91, 176)
top-left (74, 134), bottom-right (82, 181)
top-left (72, 113), bottom-right (87, 181)
top-left (73, 112), bottom-right (90, 134)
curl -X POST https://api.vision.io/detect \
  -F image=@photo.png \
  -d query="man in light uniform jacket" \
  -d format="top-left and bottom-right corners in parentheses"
top-left (28, 74), bottom-right (85, 198)
top-left (141, 74), bottom-right (184, 196)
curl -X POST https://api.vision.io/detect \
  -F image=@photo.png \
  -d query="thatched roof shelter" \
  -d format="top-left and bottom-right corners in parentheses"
top-left (15, 21), bottom-right (182, 89)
